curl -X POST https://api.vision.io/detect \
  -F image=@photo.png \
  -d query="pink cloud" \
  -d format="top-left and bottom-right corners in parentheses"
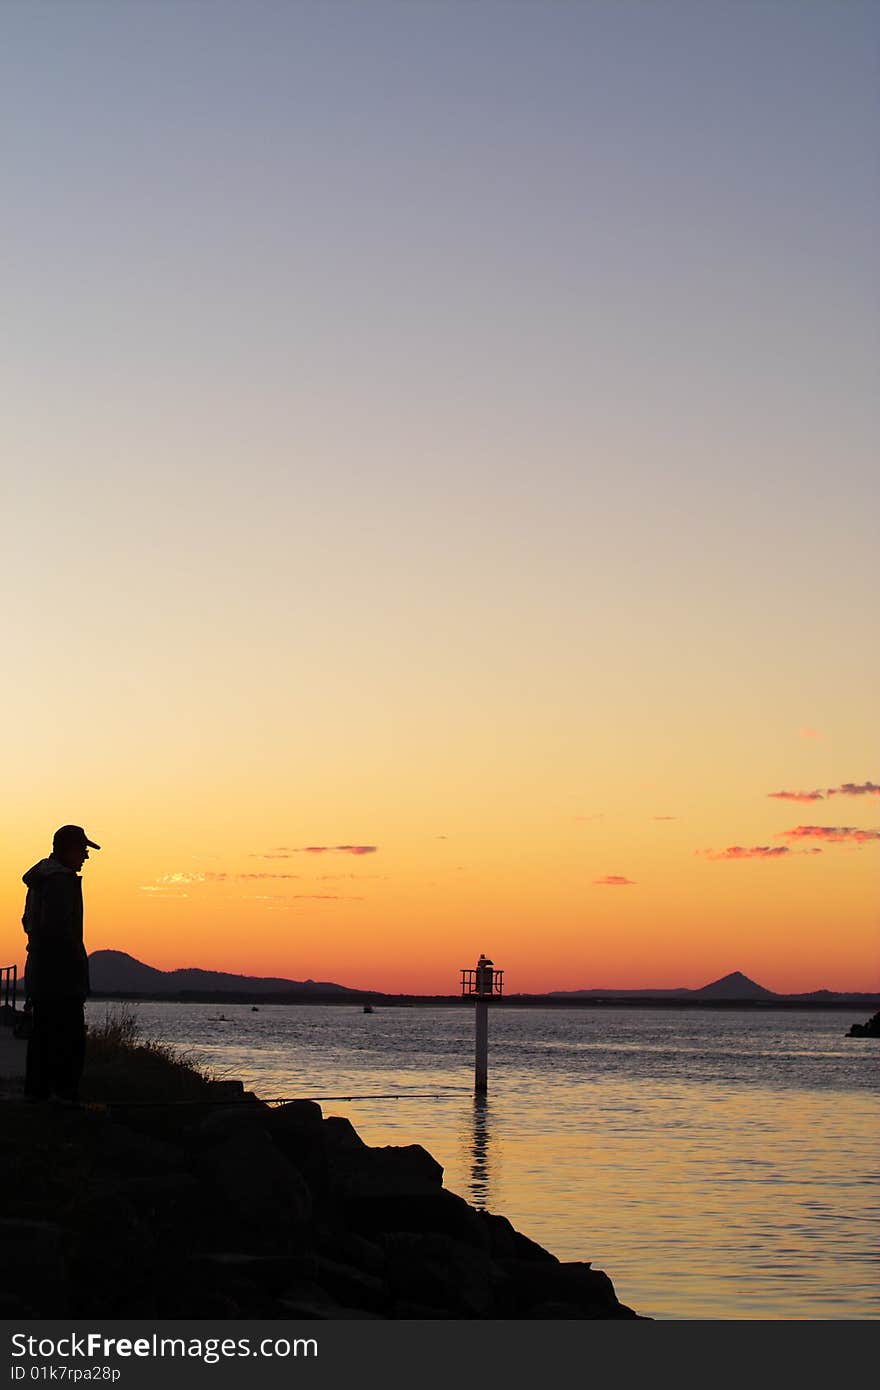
top-left (301, 845), bottom-right (377, 855)
top-left (768, 789), bottom-right (824, 802)
top-left (797, 728), bottom-right (821, 739)
top-left (827, 782), bottom-right (880, 798)
top-left (652, 816), bottom-right (678, 821)
top-left (593, 875), bottom-right (636, 886)
top-left (699, 846), bottom-right (790, 860)
top-left (778, 825), bottom-right (880, 844)
top-left (253, 845), bottom-right (378, 857)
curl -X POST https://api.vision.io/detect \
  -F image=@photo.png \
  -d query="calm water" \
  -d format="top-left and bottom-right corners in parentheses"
top-left (87, 1001), bottom-right (880, 1320)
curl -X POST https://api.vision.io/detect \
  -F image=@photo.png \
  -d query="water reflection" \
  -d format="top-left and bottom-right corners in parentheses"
top-left (465, 1095), bottom-right (495, 1209)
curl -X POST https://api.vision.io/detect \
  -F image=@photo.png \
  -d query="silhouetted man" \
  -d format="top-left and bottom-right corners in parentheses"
top-left (21, 825), bottom-right (100, 1102)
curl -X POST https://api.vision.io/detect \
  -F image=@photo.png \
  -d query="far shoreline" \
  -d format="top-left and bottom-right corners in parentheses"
top-left (85, 992), bottom-right (879, 1012)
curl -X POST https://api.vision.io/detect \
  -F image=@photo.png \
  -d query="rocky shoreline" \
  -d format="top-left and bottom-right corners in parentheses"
top-left (0, 1079), bottom-right (643, 1320)
top-left (846, 1010), bottom-right (880, 1038)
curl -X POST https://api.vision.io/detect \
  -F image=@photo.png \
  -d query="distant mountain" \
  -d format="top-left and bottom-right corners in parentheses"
top-left (695, 971), bottom-right (775, 1000)
top-left (87, 950), bottom-right (358, 996)
top-left (548, 970), bottom-right (871, 1002)
top-left (547, 972), bottom-right (768, 1000)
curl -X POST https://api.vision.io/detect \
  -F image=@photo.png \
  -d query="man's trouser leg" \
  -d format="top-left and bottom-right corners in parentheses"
top-left (50, 999), bottom-right (86, 1101)
top-left (26, 999), bottom-right (85, 1100)
top-left (24, 1002), bottom-right (52, 1099)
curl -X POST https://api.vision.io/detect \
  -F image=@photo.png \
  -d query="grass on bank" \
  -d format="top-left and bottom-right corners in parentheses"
top-left (82, 1006), bottom-right (217, 1103)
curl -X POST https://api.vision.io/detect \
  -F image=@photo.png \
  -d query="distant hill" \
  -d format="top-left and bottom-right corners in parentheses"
top-left (696, 971), bottom-right (775, 1000)
top-left (87, 950), bottom-right (358, 997)
top-left (77, 952), bottom-right (878, 1005)
top-left (548, 970), bottom-right (772, 1000)
top-left (548, 970), bottom-right (876, 1003)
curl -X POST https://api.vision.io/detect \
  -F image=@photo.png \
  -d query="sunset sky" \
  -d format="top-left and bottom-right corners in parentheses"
top-left (2, 2), bottom-right (876, 994)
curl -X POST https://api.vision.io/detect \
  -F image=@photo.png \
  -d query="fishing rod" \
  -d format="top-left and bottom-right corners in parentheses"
top-left (8, 1090), bottom-right (470, 1109)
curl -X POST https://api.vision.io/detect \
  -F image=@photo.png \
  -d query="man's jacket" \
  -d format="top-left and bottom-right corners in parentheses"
top-left (21, 856), bottom-right (90, 1000)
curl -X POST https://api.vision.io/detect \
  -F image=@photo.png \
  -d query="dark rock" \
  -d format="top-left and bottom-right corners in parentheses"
top-left (525, 1300), bottom-right (586, 1318)
top-left (370, 1144), bottom-right (443, 1184)
top-left (196, 1250), bottom-right (389, 1313)
top-left (496, 1257), bottom-right (632, 1318)
top-left (847, 1011), bottom-right (880, 1038)
top-left (346, 1187), bottom-right (491, 1252)
top-left (477, 1210), bottom-right (559, 1262)
top-left (86, 1119), bottom-right (187, 1177)
top-left (64, 1193), bottom-right (163, 1317)
top-left (0, 1293), bottom-right (35, 1316)
top-left (269, 1099), bottom-right (324, 1133)
top-left (314, 1226), bottom-right (386, 1277)
top-left (383, 1232), bottom-right (498, 1317)
top-left (322, 1115), bottom-right (367, 1151)
top-left (207, 1079), bottom-right (246, 1098)
top-left (99, 1104), bottom-right (198, 1147)
top-left (197, 1102), bottom-right (273, 1141)
top-left (188, 1253), bottom-right (315, 1296)
top-left (0, 1219), bottom-right (68, 1315)
top-left (160, 1288), bottom-right (243, 1318)
top-left (197, 1130), bottom-right (312, 1240)
top-left (117, 1172), bottom-right (200, 1216)
top-left (390, 1299), bottom-right (455, 1319)
top-left (62, 1190), bottom-right (142, 1240)
top-left (270, 1105), bottom-right (329, 1193)
top-left (309, 1254), bottom-right (389, 1313)
top-left (328, 1143), bottom-right (443, 1199)
top-left (277, 1293), bottom-right (383, 1319)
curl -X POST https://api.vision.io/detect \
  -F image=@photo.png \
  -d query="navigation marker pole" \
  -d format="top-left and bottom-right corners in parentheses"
top-left (460, 953), bottom-right (504, 1096)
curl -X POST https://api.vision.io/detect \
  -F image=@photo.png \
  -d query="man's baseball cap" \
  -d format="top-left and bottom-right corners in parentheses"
top-left (53, 825), bottom-right (101, 851)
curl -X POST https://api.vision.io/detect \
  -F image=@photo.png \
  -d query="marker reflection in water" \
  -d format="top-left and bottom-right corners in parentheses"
top-left (464, 1095), bottom-right (495, 1210)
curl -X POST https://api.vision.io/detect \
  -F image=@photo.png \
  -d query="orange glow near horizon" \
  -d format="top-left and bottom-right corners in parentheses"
top-left (3, 772), bottom-right (877, 995)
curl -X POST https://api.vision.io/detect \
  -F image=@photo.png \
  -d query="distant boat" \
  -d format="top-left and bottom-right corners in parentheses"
top-left (251, 1006), bottom-right (259, 1011)
top-left (363, 1005), bottom-right (374, 1014)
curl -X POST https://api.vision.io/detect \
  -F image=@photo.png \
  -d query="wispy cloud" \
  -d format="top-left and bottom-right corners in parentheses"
top-left (317, 874), bottom-right (379, 881)
top-left (237, 873), bottom-right (304, 880)
top-left (769, 782), bottom-right (880, 802)
top-left (699, 846), bottom-right (791, 860)
top-left (593, 875), bottom-right (636, 886)
top-left (827, 781), bottom-right (880, 798)
top-left (652, 816), bottom-right (678, 821)
top-left (143, 870), bottom-right (306, 889)
top-left (251, 845), bottom-right (378, 857)
top-left (768, 789), bottom-right (825, 802)
top-left (778, 825), bottom-right (880, 845)
top-left (289, 894), bottom-right (363, 901)
top-left (155, 872), bottom-right (217, 884)
top-left (242, 892), bottom-right (363, 903)
top-left (797, 728), bottom-right (821, 740)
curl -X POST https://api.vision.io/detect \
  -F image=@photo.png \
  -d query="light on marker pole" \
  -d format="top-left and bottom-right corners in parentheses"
top-left (460, 953), bottom-right (504, 1096)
